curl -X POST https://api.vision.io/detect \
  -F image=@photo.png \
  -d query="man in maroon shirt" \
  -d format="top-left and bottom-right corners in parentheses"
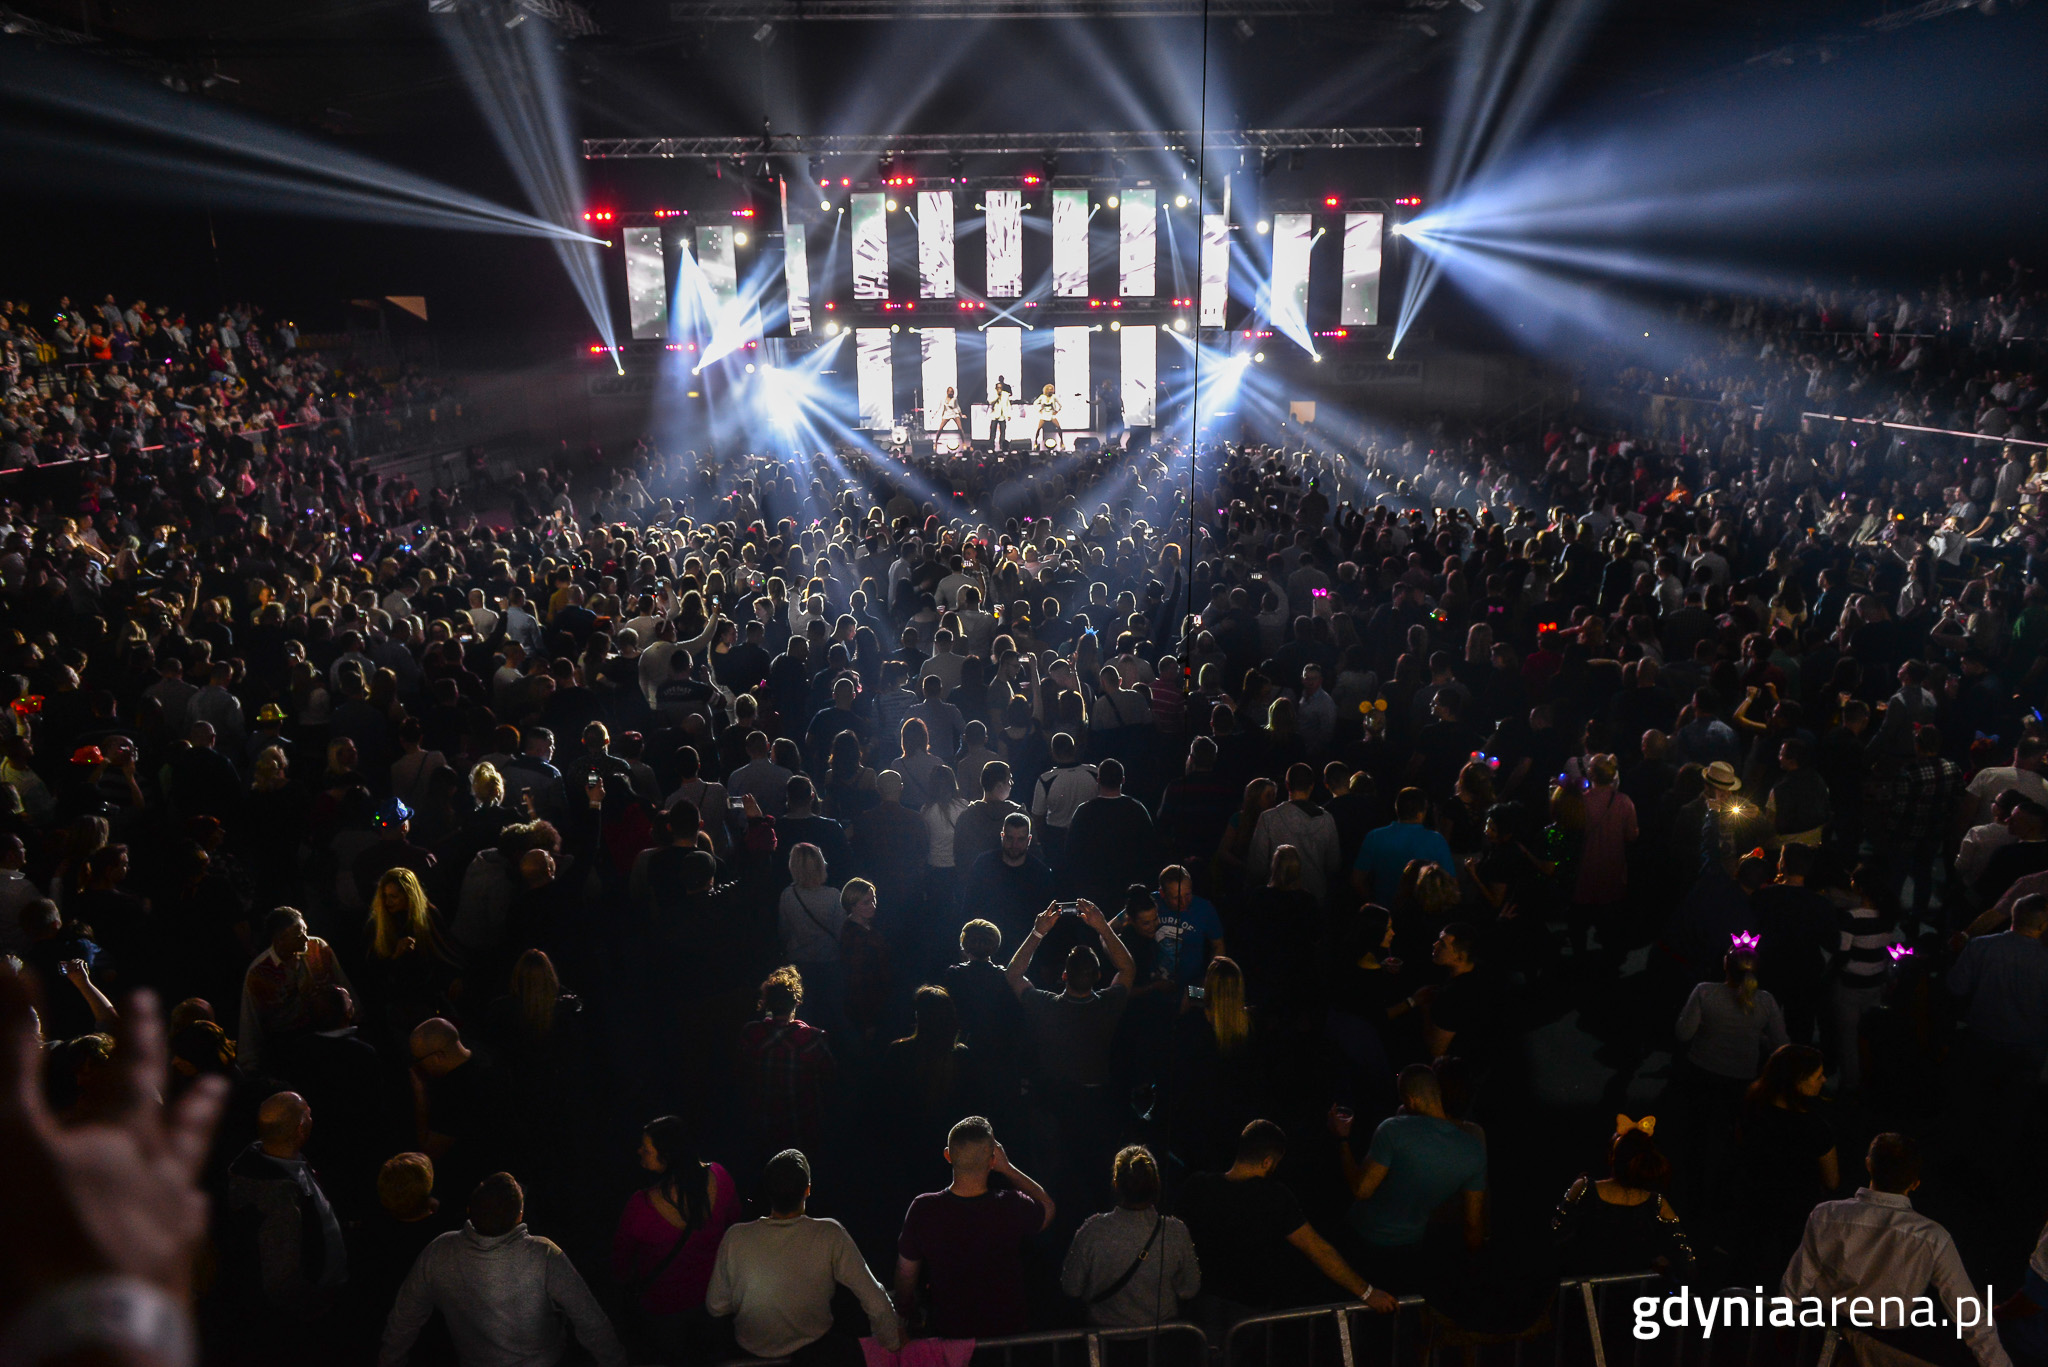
top-left (893, 1115), bottom-right (1054, 1338)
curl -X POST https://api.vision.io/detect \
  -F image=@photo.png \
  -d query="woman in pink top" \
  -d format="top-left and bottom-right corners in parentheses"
top-left (1572, 754), bottom-right (1639, 958)
top-left (612, 1115), bottom-right (742, 1359)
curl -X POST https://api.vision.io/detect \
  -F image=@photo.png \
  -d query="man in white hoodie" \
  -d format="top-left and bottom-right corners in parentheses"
top-left (380, 1172), bottom-right (624, 1367)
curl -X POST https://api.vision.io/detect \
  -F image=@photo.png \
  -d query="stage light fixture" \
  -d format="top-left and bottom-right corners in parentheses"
top-left (826, 321), bottom-right (841, 335)
top-left (1254, 351), bottom-right (1266, 362)
top-left (889, 323), bottom-right (900, 333)
top-left (503, 8), bottom-right (526, 28)
top-left (1256, 220), bottom-right (1270, 234)
top-left (745, 362), bottom-right (756, 372)
top-left (751, 22), bottom-right (776, 46)
top-left (820, 199), bottom-right (831, 211)
top-left (735, 232), bottom-right (749, 245)
top-left (1325, 197), bottom-right (1340, 208)
top-left (1110, 320), bottom-right (1121, 332)
top-left (1390, 222), bottom-right (1409, 237)
top-left (1174, 195), bottom-right (1188, 208)
top-left (885, 199), bottom-right (897, 211)
top-left (1174, 319), bottom-right (1188, 332)
top-left (1234, 16), bottom-right (1254, 39)
top-left (1107, 195), bottom-right (1119, 208)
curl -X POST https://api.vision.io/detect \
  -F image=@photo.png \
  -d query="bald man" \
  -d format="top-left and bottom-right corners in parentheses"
top-left (224, 1091), bottom-right (347, 1320)
top-left (409, 1018), bottom-right (502, 1199)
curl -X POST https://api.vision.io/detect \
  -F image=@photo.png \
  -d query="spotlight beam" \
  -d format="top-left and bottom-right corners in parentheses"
top-left (0, 44), bottom-right (597, 244)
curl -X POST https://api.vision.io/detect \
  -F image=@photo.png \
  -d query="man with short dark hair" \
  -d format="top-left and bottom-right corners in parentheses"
top-left (954, 760), bottom-right (1024, 871)
top-left (1061, 759), bottom-right (1156, 909)
top-left (1782, 1134), bottom-right (2009, 1367)
top-left (1245, 761), bottom-right (1341, 904)
top-left (380, 1171), bottom-right (626, 1367)
top-left (1180, 1120), bottom-right (1395, 1312)
top-left (962, 812), bottom-right (1057, 953)
top-left (894, 1116), bottom-right (1054, 1338)
top-left (1328, 1066), bottom-right (1486, 1291)
top-left (707, 1149), bottom-right (902, 1362)
top-left (1352, 788), bottom-right (1454, 906)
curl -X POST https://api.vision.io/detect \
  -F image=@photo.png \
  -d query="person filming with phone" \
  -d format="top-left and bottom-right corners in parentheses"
top-left (1005, 898), bottom-right (1137, 1227)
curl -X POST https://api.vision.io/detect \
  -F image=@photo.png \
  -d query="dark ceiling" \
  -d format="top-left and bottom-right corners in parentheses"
top-left (0, 0), bottom-right (2040, 340)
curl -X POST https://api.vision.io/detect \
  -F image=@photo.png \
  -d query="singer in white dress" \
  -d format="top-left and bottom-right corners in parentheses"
top-left (1033, 384), bottom-right (1063, 451)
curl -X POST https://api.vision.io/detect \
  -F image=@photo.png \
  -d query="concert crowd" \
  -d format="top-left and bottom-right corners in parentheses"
top-left (2, 265), bottom-right (2048, 1367)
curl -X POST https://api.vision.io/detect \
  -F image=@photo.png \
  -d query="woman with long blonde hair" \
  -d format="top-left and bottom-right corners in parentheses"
top-left (356, 867), bottom-right (455, 1044)
top-left (366, 868), bottom-right (433, 960)
top-left (1167, 955), bottom-right (1261, 1170)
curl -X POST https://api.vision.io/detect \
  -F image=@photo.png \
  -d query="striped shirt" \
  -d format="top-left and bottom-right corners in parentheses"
top-left (1837, 903), bottom-right (1901, 983)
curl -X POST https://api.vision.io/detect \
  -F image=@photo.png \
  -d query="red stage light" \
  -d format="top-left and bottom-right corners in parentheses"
top-left (1023, 174), bottom-right (1040, 185)
top-left (841, 178), bottom-right (851, 186)
top-left (1325, 197), bottom-right (1340, 207)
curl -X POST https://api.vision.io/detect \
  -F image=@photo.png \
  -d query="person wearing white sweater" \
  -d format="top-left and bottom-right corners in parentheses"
top-left (707, 1149), bottom-right (904, 1361)
top-left (380, 1172), bottom-right (625, 1367)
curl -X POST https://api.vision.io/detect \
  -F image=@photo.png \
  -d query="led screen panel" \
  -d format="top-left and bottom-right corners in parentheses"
top-left (1121, 324), bottom-right (1156, 427)
top-left (781, 181), bottom-right (811, 335)
top-left (1053, 325), bottom-right (1089, 439)
top-left (1118, 189), bottom-right (1156, 297)
top-left (851, 192), bottom-right (889, 300)
top-left (918, 190), bottom-right (955, 299)
top-left (920, 327), bottom-right (958, 431)
top-left (985, 189), bottom-right (1022, 298)
top-left (1340, 212), bottom-right (1384, 327)
top-left (1200, 213), bottom-right (1230, 326)
top-left (695, 225), bottom-right (739, 309)
top-left (624, 228), bottom-right (666, 339)
top-left (855, 327), bottom-right (893, 430)
top-left (1052, 188), bottom-right (1089, 298)
top-left (1269, 213), bottom-right (1313, 330)
top-left (985, 325), bottom-right (1023, 410)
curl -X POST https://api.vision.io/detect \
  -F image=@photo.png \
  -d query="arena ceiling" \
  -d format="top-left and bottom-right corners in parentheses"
top-left (0, 0), bottom-right (2011, 144)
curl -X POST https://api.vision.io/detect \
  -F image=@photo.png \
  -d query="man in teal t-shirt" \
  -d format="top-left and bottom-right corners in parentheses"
top-left (1352, 787), bottom-right (1456, 905)
top-left (1334, 1065), bottom-right (1486, 1271)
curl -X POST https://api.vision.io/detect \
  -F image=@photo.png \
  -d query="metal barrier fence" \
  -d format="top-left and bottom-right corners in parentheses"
top-left (708, 1320), bottom-right (1209, 1367)
top-left (1218, 1275), bottom-right (1847, 1367)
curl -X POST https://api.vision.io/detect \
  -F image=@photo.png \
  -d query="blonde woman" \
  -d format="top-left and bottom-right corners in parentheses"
top-left (360, 868), bottom-right (453, 1041)
top-left (1167, 957), bottom-right (1260, 1169)
top-left (778, 843), bottom-right (844, 1027)
top-left (1033, 383), bottom-right (1062, 451)
top-left (1061, 1146), bottom-right (1200, 1326)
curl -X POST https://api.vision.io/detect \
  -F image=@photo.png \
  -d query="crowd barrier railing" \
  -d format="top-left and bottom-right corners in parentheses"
top-left (706, 1319), bottom-right (1209, 1367)
top-left (1218, 1274), bottom-right (1847, 1367)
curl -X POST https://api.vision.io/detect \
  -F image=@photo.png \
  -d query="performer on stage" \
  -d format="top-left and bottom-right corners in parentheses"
top-left (935, 385), bottom-right (965, 448)
top-left (989, 376), bottom-right (1013, 451)
top-left (1033, 383), bottom-right (1062, 451)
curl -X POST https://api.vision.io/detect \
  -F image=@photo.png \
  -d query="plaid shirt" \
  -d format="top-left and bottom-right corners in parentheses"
top-left (1885, 757), bottom-right (1963, 843)
top-left (738, 1016), bottom-right (835, 1151)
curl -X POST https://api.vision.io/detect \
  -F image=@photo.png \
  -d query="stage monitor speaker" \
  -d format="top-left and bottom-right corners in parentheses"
top-left (1073, 436), bottom-right (1101, 454)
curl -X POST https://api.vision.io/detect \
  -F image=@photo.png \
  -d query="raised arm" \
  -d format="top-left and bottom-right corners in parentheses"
top-left (991, 1138), bottom-right (1055, 1231)
top-left (1006, 905), bottom-right (1061, 998)
top-left (1080, 900), bottom-right (1135, 990)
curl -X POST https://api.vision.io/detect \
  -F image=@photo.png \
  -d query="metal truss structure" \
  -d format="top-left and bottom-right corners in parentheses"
top-left (584, 127), bottom-right (1423, 159)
